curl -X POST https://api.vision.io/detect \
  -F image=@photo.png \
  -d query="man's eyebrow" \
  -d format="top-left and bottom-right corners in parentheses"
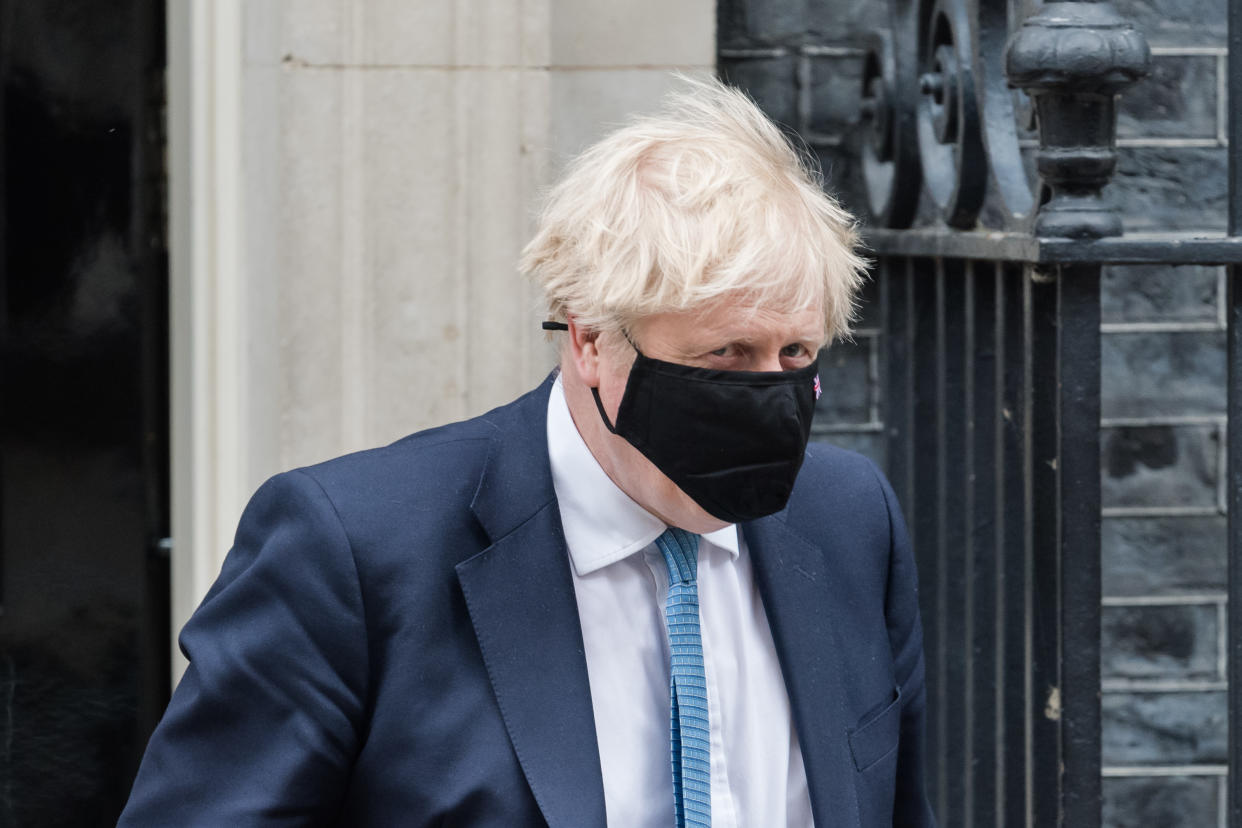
top-left (679, 331), bottom-right (826, 352)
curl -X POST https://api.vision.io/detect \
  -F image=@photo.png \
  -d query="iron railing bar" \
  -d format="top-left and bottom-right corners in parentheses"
top-left (994, 261), bottom-right (1022, 828)
top-left (884, 257), bottom-right (915, 513)
top-left (906, 256), bottom-right (917, 520)
top-left (942, 260), bottom-right (969, 826)
top-left (1039, 237), bottom-right (1242, 265)
top-left (910, 256), bottom-right (944, 818)
top-left (964, 260), bottom-right (977, 828)
top-left (935, 256), bottom-right (951, 821)
top-left (866, 230), bottom-right (1039, 262)
top-left (864, 229), bottom-right (1242, 264)
top-left (1057, 264), bottom-right (1104, 826)
top-left (1029, 266), bottom-right (1060, 826)
top-left (998, 264), bottom-right (1028, 828)
top-left (967, 260), bottom-right (1001, 826)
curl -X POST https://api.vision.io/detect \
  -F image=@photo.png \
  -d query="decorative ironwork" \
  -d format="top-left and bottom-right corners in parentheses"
top-left (915, 0), bottom-right (987, 228)
top-left (852, 0), bottom-right (1242, 825)
top-left (975, 0), bottom-right (1036, 223)
top-left (1006, 1), bottom-right (1150, 238)
top-left (860, 30), bottom-right (921, 228)
top-left (866, 0), bottom-right (1151, 236)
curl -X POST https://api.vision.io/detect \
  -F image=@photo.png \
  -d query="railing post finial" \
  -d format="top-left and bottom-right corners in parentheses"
top-left (1006, 1), bottom-right (1150, 239)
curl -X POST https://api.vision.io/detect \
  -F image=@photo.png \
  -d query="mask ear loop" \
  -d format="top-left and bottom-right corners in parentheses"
top-left (590, 327), bottom-right (642, 434)
top-left (590, 387), bottom-right (620, 434)
top-left (541, 320), bottom-right (630, 434)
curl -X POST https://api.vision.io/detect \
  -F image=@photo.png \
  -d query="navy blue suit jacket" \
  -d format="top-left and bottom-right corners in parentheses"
top-left (120, 376), bottom-right (935, 827)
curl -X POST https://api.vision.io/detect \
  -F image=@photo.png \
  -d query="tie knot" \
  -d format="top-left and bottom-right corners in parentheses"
top-left (655, 527), bottom-right (700, 586)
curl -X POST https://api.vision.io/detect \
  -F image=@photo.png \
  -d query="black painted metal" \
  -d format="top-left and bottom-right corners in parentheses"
top-left (997, 262), bottom-right (1030, 828)
top-left (718, 0), bottom-right (1238, 817)
top-left (1056, 265), bottom-right (1104, 825)
top-left (1026, 266), bottom-right (1062, 826)
top-left (916, 0), bottom-right (987, 227)
top-left (966, 262), bottom-right (999, 826)
top-left (1006, 3), bottom-right (1149, 238)
top-left (883, 258), bottom-right (1108, 826)
top-left (867, 228), bottom-right (1242, 264)
top-left (939, 259), bottom-right (969, 825)
top-left (909, 258), bottom-right (944, 814)
top-left (860, 0), bottom-right (1218, 822)
top-left (883, 257), bottom-right (916, 511)
top-left (861, 32), bottom-right (922, 228)
top-left (975, 0), bottom-right (1035, 224)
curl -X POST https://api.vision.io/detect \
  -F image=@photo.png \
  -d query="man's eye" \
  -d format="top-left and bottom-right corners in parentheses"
top-left (781, 344), bottom-right (808, 358)
top-left (710, 346), bottom-right (731, 357)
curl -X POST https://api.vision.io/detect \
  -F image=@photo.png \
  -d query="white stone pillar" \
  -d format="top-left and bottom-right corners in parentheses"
top-left (166, 0), bottom-right (714, 676)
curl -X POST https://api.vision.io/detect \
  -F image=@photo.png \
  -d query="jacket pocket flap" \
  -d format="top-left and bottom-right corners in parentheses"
top-left (847, 685), bottom-right (902, 771)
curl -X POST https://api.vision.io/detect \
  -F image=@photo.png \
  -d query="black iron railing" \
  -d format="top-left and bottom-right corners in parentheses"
top-left (858, 0), bottom-right (1242, 825)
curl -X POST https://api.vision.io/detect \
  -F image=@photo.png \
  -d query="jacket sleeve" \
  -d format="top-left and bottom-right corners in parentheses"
top-left (119, 470), bottom-right (369, 826)
top-left (874, 466), bottom-right (937, 828)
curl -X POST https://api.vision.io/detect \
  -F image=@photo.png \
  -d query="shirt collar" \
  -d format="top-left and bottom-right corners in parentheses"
top-left (547, 376), bottom-right (739, 576)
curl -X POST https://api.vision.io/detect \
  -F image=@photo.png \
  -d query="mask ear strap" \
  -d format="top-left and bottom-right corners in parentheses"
top-left (545, 318), bottom-right (625, 433)
top-left (591, 386), bottom-right (620, 434)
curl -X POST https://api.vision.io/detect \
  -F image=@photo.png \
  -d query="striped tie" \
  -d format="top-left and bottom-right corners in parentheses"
top-left (655, 528), bottom-right (711, 828)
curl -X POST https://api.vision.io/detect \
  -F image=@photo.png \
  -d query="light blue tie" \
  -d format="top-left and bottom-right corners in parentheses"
top-left (655, 528), bottom-right (711, 828)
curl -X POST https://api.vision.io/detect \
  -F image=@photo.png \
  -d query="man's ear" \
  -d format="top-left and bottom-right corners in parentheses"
top-left (567, 317), bottom-right (603, 387)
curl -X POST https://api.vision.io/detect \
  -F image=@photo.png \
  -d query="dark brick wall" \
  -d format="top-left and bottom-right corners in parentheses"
top-left (721, 0), bottom-right (1232, 824)
top-left (1099, 1), bottom-right (1229, 815)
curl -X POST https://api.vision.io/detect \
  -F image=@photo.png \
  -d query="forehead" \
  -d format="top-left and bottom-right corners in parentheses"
top-left (639, 295), bottom-right (827, 345)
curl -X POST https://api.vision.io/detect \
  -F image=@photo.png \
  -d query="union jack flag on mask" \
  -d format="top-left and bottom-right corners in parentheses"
top-left (813, 374), bottom-right (822, 400)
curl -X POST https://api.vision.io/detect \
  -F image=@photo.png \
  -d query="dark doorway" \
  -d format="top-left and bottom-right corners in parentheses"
top-left (1, 1), bottom-right (169, 824)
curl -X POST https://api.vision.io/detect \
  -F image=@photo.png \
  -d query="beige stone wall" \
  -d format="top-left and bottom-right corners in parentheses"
top-left (167, 0), bottom-right (714, 667)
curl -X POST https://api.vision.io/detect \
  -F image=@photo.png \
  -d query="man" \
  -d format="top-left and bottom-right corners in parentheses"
top-left (121, 78), bottom-right (934, 827)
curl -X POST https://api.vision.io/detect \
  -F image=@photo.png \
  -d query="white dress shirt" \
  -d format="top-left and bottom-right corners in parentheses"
top-left (546, 376), bottom-right (814, 827)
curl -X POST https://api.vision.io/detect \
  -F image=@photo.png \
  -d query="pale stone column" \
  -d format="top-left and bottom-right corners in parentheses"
top-left (167, 0), bottom-right (714, 675)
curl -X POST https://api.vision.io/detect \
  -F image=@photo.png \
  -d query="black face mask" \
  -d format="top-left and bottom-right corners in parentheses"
top-left (545, 322), bottom-right (820, 523)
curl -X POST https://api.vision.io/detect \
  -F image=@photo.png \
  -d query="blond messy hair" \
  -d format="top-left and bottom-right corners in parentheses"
top-left (520, 75), bottom-right (868, 343)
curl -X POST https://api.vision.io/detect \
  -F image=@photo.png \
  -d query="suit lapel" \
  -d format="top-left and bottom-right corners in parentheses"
top-left (456, 376), bottom-right (607, 828)
top-left (745, 516), bottom-right (856, 826)
top-left (456, 377), bottom-right (856, 827)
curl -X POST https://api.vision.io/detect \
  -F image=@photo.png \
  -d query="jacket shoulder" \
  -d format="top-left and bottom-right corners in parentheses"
top-left (301, 416), bottom-right (495, 489)
top-left (278, 378), bottom-right (555, 549)
top-left (782, 441), bottom-right (898, 549)
top-left (797, 441), bottom-right (890, 504)
top-left (291, 378), bottom-right (553, 515)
